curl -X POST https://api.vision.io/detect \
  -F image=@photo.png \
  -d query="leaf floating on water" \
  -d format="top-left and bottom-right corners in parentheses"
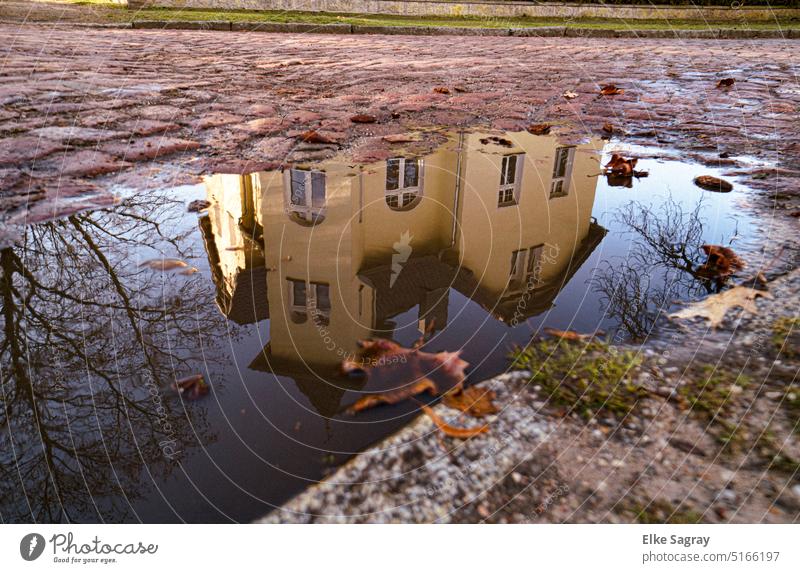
top-left (443, 385), bottom-right (498, 418)
top-left (669, 286), bottom-right (772, 328)
top-left (139, 258), bottom-right (190, 272)
top-left (717, 78), bottom-right (735, 89)
top-left (527, 123), bottom-right (551, 136)
top-left (698, 244), bottom-right (745, 278)
top-left (422, 405), bottom-right (488, 439)
top-left (174, 374), bottom-right (209, 400)
top-left (602, 122), bottom-right (614, 134)
top-left (604, 153), bottom-right (638, 176)
top-left (341, 340), bottom-right (469, 413)
top-left (433, 87), bottom-right (451, 94)
top-left (543, 327), bottom-right (596, 342)
top-left (600, 84), bottom-right (625, 96)
top-left (694, 175), bottom-right (733, 193)
top-left (346, 377), bottom-right (438, 414)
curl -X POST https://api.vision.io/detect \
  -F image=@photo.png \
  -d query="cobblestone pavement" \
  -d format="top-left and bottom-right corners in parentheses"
top-left (1, 24), bottom-right (799, 224)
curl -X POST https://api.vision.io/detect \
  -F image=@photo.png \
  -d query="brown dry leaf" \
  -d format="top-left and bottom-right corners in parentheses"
top-left (298, 130), bottom-right (336, 144)
top-left (604, 153), bottom-right (638, 176)
top-left (699, 244), bottom-right (746, 278)
top-left (717, 78), bottom-right (735, 88)
top-left (422, 405), bottom-right (489, 439)
top-left (600, 84), bottom-right (625, 96)
top-left (174, 374), bottom-right (209, 400)
top-left (694, 175), bottom-right (733, 193)
top-left (443, 385), bottom-right (498, 418)
top-left (562, 90), bottom-right (578, 100)
top-left (139, 258), bottom-right (189, 272)
top-left (347, 378), bottom-right (438, 414)
top-left (527, 123), bottom-right (551, 136)
top-left (342, 340), bottom-right (469, 413)
top-left (433, 87), bottom-right (451, 94)
top-left (350, 114), bottom-right (377, 124)
top-left (543, 327), bottom-right (594, 341)
top-left (669, 286), bottom-right (772, 328)
top-left (602, 122), bottom-right (614, 134)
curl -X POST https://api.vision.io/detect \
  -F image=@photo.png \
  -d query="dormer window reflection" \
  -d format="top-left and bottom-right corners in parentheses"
top-left (386, 157), bottom-right (423, 210)
top-left (286, 168), bottom-right (326, 224)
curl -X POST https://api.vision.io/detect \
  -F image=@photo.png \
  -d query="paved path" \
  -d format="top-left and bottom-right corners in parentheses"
top-left (1, 24), bottom-right (798, 216)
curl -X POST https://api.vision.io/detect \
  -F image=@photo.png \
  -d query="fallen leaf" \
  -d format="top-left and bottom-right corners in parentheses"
top-left (433, 87), bottom-right (450, 94)
top-left (347, 377), bottom-right (438, 414)
top-left (717, 78), bottom-right (735, 88)
top-left (422, 404), bottom-right (488, 439)
top-left (790, 211), bottom-right (800, 218)
top-left (602, 122), bottom-right (614, 134)
top-left (562, 90), bottom-right (578, 100)
top-left (297, 130), bottom-right (336, 144)
top-left (543, 327), bottom-right (595, 341)
top-left (694, 175), bottom-right (733, 193)
top-left (341, 340), bottom-right (469, 413)
top-left (604, 153), bottom-right (638, 176)
top-left (698, 244), bottom-right (745, 278)
top-left (174, 374), bottom-right (209, 400)
top-left (443, 385), bottom-right (498, 418)
top-left (669, 286), bottom-right (772, 328)
top-left (600, 84), bottom-right (624, 96)
top-left (350, 114), bottom-right (376, 124)
top-left (139, 258), bottom-right (190, 271)
top-left (453, 85), bottom-right (468, 93)
top-left (527, 123), bottom-right (551, 135)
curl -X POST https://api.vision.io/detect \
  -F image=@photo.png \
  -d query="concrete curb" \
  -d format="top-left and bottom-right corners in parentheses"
top-left (31, 20), bottom-right (800, 39)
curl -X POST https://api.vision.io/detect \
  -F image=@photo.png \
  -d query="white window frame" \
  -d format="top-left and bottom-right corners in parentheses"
top-left (284, 168), bottom-right (326, 222)
top-left (509, 244), bottom-right (545, 290)
top-left (498, 153), bottom-right (525, 207)
top-left (385, 157), bottom-right (424, 209)
top-left (549, 146), bottom-right (575, 199)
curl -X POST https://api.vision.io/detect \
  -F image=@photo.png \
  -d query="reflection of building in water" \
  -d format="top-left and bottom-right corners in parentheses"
top-left (202, 131), bottom-right (606, 413)
top-left (200, 174), bottom-right (268, 325)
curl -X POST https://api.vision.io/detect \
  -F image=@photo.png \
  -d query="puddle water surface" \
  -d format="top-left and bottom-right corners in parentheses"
top-left (0, 129), bottom-right (759, 522)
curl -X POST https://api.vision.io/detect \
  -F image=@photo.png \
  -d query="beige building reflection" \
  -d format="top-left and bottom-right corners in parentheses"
top-left (200, 131), bottom-right (606, 414)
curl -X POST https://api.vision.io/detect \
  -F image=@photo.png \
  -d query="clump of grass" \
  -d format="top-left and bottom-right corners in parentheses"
top-left (772, 316), bottom-right (800, 359)
top-left (626, 499), bottom-right (704, 524)
top-left (754, 428), bottom-right (800, 475)
top-left (510, 339), bottom-right (644, 420)
top-left (676, 366), bottom-right (750, 450)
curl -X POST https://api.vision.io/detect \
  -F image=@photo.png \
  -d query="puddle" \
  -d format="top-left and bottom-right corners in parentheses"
top-left (0, 128), bottom-right (760, 522)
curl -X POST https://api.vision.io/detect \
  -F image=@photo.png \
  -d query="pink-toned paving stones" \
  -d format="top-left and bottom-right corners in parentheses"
top-left (0, 23), bottom-right (797, 221)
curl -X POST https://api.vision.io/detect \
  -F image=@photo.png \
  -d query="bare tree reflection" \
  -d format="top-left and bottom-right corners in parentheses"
top-left (594, 196), bottom-right (736, 341)
top-left (0, 191), bottom-right (220, 523)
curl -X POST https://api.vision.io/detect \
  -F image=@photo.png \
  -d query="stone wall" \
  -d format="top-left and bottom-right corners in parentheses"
top-left (126, 1), bottom-right (800, 22)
